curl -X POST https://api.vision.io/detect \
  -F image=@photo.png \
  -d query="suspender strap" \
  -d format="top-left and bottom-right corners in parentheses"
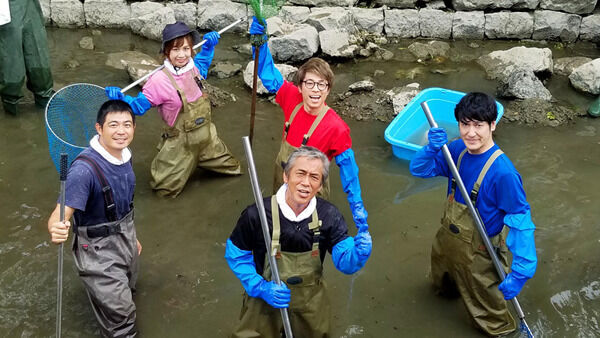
top-left (284, 103), bottom-right (303, 137)
top-left (163, 68), bottom-right (193, 120)
top-left (270, 196), bottom-right (322, 255)
top-left (451, 149), bottom-right (469, 195)
top-left (75, 155), bottom-right (118, 222)
top-left (470, 149), bottom-right (504, 204)
top-left (283, 103), bottom-right (329, 145)
top-left (270, 196), bottom-right (281, 257)
top-left (303, 105), bottom-right (329, 146)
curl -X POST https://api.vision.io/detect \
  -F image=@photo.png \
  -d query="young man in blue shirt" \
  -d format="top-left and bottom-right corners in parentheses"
top-left (410, 92), bottom-right (537, 336)
top-left (47, 100), bottom-right (141, 337)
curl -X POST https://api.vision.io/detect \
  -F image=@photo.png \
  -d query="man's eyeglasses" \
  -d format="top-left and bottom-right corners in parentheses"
top-left (302, 80), bottom-right (328, 91)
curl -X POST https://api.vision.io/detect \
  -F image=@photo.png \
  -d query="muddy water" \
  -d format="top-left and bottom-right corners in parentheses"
top-left (1, 27), bottom-right (599, 337)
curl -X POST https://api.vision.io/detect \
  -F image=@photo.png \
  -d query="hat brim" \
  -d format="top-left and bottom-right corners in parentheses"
top-left (159, 30), bottom-right (203, 53)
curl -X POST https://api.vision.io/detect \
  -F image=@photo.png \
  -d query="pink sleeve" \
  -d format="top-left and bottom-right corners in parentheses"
top-left (142, 72), bottom-right (169, 107)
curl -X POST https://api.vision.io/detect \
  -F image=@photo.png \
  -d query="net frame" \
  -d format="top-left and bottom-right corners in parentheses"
top-left (45, 83), bottom-right (106, 172)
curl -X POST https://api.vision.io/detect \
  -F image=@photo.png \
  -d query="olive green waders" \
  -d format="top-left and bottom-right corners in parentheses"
top-left (150, 69), bottom-right (241, 197)
top-left (431, 149), bottom-right (516, 336)
top-left (233, 196), bottom-right (331, 338)
top-left (73, 210), bottom-right (139, 338)
top-left (0, 0), bottom-right (53, 115)
top-left (273, 103), bottom-right (330, 199)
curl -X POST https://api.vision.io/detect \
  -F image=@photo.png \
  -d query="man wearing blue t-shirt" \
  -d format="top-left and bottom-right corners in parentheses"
top-left (47, 100), bottom-right (141, 337)
top-left (409, 92), bottom-right (537, 336)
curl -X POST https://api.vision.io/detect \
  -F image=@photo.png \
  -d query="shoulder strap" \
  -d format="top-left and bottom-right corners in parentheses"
top-left (270, 196), bottom-right (281, 257)
top-left (283, 103), bottom-right (304, 140)
top-left (470, 149), bottom-right (504, 204)
top-left (302, 105), bottom-right (329, 146)
top-left (75, 155), bottom-right (118, 222)
top-left (162, 68), bottom-right (192, 119)
top-left (451, 149), bottom-right (469, 196)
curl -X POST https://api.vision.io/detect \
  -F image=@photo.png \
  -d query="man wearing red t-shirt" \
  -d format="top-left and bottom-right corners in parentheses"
top-left (249, 17), bottom-right (368, 229)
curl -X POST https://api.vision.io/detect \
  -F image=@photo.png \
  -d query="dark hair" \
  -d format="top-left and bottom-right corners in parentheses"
top-left (97, 100), bottom-right (136, 125)
top-left (162, 34), bottom-right (196, 61)
top-left (454, 92), bottom-right (497, 124)
top-left (294, 57), bottom-right (334, 89)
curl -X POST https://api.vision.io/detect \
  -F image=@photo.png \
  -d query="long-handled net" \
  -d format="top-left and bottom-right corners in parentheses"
top-left (45, 83), bottom-right (106, 172)
top-left (247, 0), bottom-right (285, 144)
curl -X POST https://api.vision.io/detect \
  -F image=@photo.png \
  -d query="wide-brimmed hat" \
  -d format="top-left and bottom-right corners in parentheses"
top-left (160, 21), bottom-right (202, 53)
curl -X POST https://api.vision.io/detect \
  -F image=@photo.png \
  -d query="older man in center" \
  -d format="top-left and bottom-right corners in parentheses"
top-left (248, 17), bottom-right (369, 232)
top-left (225, 146), bottom-right (372, 338)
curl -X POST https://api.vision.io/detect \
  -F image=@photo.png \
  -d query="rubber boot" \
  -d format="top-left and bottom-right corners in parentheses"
top-left (2, 100), bottom-right (18, 115)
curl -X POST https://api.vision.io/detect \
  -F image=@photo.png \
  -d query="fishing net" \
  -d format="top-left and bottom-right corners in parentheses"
top-left (45, 84), bottom-right (106, 172)
top-left (247, 0), bottom-right (284, 22)
top-left (248, 0), bottom-right (285, 46)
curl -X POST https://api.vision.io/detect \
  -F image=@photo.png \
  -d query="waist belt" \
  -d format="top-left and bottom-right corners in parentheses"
top-left (87, 223), bottom-right (122, 238)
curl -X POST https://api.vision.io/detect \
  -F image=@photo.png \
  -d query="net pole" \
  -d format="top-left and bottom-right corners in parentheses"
top-left (242, 136), bottom-right (294, 338)
top-left (420, 102), bottom-right (534, 338)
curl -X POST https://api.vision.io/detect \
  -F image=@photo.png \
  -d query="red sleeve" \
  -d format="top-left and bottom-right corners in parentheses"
top-left (275, 80), bottom-right (302, 121)
top-left (326, 111), bottom-right (352, 158)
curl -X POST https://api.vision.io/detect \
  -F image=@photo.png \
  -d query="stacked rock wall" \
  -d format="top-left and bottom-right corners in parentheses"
top-left (40, 0), bottom-right (600, 43)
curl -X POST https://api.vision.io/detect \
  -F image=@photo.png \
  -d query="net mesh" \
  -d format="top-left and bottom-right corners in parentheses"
top-left (45, 84), bottom-right (107, 172)
top-left (248, 0), bottom-right (285, 22)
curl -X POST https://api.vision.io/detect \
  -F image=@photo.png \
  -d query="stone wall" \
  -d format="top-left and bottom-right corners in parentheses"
top-left (41, 0), bottom-right (600, 43)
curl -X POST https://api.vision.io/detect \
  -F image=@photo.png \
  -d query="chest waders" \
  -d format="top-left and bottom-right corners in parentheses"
top-left (71, 156), bottom-right (139, 338)
top-left (273, 103), bottom-right (330, 199)
top-left (150, 69), bottom-right (241, 197)
top-left (431, 149), bottom-right (516, 336)
top-left (0, 0), bottom-right (54, 114)
top-left (233, 197), bottom-right (331, 338)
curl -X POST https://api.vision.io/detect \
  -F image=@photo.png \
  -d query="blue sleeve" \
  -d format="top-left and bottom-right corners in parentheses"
top-left (505, 210), bottom-right (537, 278)
top-left (335, 149), bottom-right (369, 227)
top-left (331, 237), bottom-right (370, 275)
top-left (122, 92), bottom-right (152, 116)
top-left (254, 42), bottom-right (283, 93)
top-left (224, 238), bottom-right (265, 297)
top-left (409, 144), bottom-right (449, 178)
top-left (193, 46), bottom-right (215, 79)
top-left (335, 149), bottom-right (362, 205)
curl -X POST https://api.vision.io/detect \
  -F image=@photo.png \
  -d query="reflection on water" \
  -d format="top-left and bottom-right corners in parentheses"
top-left (0, 27), bottom-right (600, 337)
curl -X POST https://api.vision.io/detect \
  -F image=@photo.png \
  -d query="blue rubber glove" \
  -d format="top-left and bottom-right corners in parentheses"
top-left (105, 87), bottom-right (151, 116)
top-left (225, 239), bottom-right (290, 308)
top-left (256, 280), bottom-right (291, 309)
top-left (250, 16), bottom-right (267, 36)
top-left (427, 127), bottom-right (447, 152)
top-left (505, 211), bottom-right (537, 279)
top-left (498, 271), bottom-right (528, 300)
top-left (249, 16), bottom-right (282, 93)
top-left (332, 229), bottom-right (372, 275)
top-left (193, 32), bottom-right (220, 79)
top-left (202, 31), bottom-right (220, 50)
top-left (354, 226), bottom-right (372, 257)
top-left (335, 149), bottom-right (368, 228)
top-left (123, 92), bottom-right (151, 116)
top-left (224, 239), bottom-right (266, 297)
top-left (105, 86), bottom-right (124, 100)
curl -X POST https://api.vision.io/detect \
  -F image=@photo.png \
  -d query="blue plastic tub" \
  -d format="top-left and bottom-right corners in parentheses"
top-left (384, 87), bottom-right (504, 161)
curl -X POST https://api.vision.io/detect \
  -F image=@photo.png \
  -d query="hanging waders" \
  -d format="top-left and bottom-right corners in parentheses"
top-left (0, 0), bottom-right (53, 114)
top-left (273, 103), bottom-right (330, 199)
top-left (431, 149), bottom-right (516, 336)
top-left (72, 155), bottom-right (139, 338)
top-left (233, 196), bottom-right (331, 338)
top-left (150, 69), bottom-right (241, 197)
